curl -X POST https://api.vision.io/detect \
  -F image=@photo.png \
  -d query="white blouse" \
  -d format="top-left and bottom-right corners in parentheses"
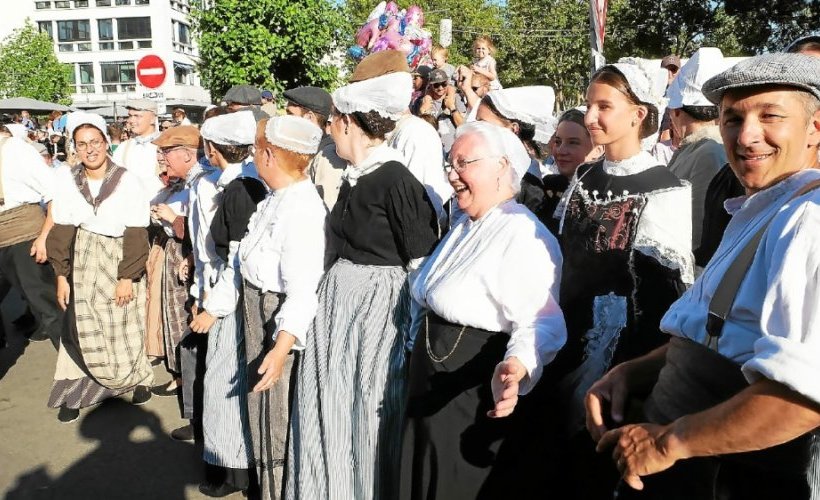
top-left (239, 179), bottom-right (327, 350)
top-left (150, 184), bottom-right (189, 238)
top-left (661, 169), bottom-right (820, 404)
top-left (411, 200), bottom-right (567, 394)
top-left (51, 164), bottom-right (149, 236)
top-left (112, 133), bottom-right (164, 200)
top-left (0, 137), bottom-right (56, 211)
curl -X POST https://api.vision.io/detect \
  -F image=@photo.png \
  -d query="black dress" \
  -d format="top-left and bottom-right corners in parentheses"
top-left (553, 156), bottom-right (691, 499)
top-left (327, 160), bottom-right (439, 265)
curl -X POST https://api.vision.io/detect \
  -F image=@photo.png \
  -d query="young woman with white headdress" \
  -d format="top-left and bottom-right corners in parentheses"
top-left (188, 110), bottom-right (268, 498)
top-left (285, 50), bottom-right (439, 500)
top-left (46, 111), bottom-right (153, 424)
top-left (552, 63), bottom-right (693, 498)
top-left (239, 115), bottom-right (325, 500)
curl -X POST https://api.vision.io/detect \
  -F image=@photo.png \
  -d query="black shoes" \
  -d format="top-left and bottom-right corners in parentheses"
top-left (150, 381), bottom-right (180, 397)
top-left (58, 405), bottom-right (80, 424)
top-left (27, 330), bottom-right (51, 343)
top-left (170, 424), bottom-right (195, 442)
top-left (198, 482), bottom-right (243, 498)
top-left (131, 385), bottom-right (152, 405)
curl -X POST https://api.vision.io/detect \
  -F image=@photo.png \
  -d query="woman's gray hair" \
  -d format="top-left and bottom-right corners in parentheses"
top-left (454, 121), bottom-right (529, 195)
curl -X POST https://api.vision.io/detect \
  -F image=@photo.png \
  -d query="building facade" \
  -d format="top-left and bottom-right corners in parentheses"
top-left (27, 0), bottom-right (210, 116)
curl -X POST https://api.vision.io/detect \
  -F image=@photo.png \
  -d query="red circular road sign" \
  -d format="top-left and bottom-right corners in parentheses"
top-left (136, 55), bottom-right (166, 89)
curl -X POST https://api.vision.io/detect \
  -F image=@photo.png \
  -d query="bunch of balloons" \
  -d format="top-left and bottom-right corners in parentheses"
top-left (348, 2), bottom-right (433, 68)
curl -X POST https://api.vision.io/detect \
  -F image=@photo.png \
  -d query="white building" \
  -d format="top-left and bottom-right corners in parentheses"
top-left (11, 0), bottom-right (211, 118)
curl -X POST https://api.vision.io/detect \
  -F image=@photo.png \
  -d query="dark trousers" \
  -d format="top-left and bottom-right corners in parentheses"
top-left (0, 240), bottom-right (62, 348)
top-left (179, 329), bottom-right (208, 422)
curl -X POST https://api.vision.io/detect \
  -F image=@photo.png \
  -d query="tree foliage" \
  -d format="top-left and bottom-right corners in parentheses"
top-left (190, 0), bottom-right (348, 100)
top-left (0, 21), bottom-right (72, 104)
top-left (503, 0), bottom-right (591, 108)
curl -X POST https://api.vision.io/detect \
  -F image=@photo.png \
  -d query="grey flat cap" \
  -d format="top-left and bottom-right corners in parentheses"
top-left (702, 52), bottom-right (820, 105)
top-left (283, 86), bottom-right (332, 118)
top-left (224, 84), bottom-right (263, 106)
top-left (125, 99), bottom-right (158, 113)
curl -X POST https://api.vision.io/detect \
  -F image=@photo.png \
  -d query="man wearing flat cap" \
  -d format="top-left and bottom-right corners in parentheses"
top-left (114, 99), bottom-right (163, 200)
top-left (223, 84), bottom-right (263, 112)
top-left (152, 125), bottom-right (220, 442)
top-left (283, 86), bottom-right (347, 209)
top-left (587, 52), bottom-right (820, 499)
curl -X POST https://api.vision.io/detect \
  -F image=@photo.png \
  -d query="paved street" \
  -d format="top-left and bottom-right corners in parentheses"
top-left (0, 292), bottom-right (243, 500)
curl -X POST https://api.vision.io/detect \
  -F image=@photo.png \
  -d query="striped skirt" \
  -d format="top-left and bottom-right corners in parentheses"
top-left (202, 302), bottom-right (253, 469)
top-left (49, 227), bottom-right (153, 409)
top-left (243, 282), bottom-right (295, 500)
top-left (285, 259), bottom-right (411, 500)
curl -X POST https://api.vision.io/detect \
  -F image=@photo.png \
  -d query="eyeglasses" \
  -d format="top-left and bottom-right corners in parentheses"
top-left (443, 156), bottom-right (498, 174)
top-left (159, 146), bottom-right (186, 157)
top-left (75, 139), bottom-right (106, 152)
top-left (431, 82), bottom-right (448, 88)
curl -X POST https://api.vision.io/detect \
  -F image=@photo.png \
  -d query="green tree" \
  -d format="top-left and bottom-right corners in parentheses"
top-left (0, 21), bottom-right (72, 104)
top-left (190, 0), bottom-right (348, 100)
top-left (504, 0), bottom-right (590, 108)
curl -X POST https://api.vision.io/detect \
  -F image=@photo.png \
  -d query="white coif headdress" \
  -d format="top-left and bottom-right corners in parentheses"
top-left (667, 47), bottom-right (727, 109)
top-left (66, 111), bottom-right (112, 144)
top-left (455, 121), bottom-right (531, 184)
top-left (201, 110), bottom-right (257, 146)
top-left (332, 72), bottom-right (413, 121)
top-left (265, 115), bottom-right (323, 155)
top-left (487, 86), bottom-right (556, 127)
top-left (608, 61), bottom-right (664, 108)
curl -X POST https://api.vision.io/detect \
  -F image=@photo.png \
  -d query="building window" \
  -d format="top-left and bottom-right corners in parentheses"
top-left (35, 1), bottom-right (51, 8)
top-left (99, 42), bottom-right (115, 50)
top-left (55, 0), bottom-right (70, 7)
top-left (174, 62), bottom-right (194, 85)
top-left (96, 0), bottom-right (111, 5)
top-left (177, 23), bottom-right (190, 45)
top-left (98, 19), bottom-right (113, 40)
top-left (117, 17), bottom-right (151, 40)
top-left (115, 0), bottom-right (131, 5)
top-left (135, 0), bottom-right (149, 4)
top-left (57, 20), bottom-right (90, 42)
top-left (56, 19), bottom-right (91, 53)
top-left (75, 0), bottom-right (89, 7)
top-left (101, 61), bottom-right (136, 93)
top-left (38, 21), bottom-right (53, 39)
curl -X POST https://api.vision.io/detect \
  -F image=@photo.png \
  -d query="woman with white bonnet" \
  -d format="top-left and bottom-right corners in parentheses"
top-left (400, 121), bottom-right (567, 499)
top-left (553, 62), bottom-right (693, 498)
top-left (286, 50), bottom-right (439, 500)
top-left (46, 111), bottom-right (153, 423)
top-left (475, 86), bottom-right (554, 222)
top-left (188, 110), bottom-right (268, 498)
top-left (239, 115), bottom-right (325, 500)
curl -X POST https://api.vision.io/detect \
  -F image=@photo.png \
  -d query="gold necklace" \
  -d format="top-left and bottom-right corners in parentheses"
top-left (425, 314), bottom-right (467, 363)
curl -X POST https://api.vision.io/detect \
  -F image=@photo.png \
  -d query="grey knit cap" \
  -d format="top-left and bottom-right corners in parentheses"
top-left (702, 52), bottom-right (820, 105)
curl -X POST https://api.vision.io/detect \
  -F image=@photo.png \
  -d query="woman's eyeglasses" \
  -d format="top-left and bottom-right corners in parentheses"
top-left (75, 139), bottom-right (105, 152)
top-left (443, 156), bottom-right (498, 174)
top-left (431, 82), bottom-right (448, 89)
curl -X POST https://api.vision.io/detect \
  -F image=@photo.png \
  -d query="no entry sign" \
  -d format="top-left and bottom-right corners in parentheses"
top-left (137, 55), bottom-right (166, 88)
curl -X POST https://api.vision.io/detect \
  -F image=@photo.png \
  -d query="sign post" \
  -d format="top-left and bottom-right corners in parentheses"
top-left (136, 55), bottom-right (166, 89)
top-left (136, 54), bottom-right (167, 113)
top-left (589, 0), bottom-right (608, 74)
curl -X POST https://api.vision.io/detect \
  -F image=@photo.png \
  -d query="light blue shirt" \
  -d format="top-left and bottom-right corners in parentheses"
top-left (660, 168), bottom-right (820, 404)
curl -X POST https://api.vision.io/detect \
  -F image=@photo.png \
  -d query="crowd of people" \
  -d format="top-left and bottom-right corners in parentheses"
top-left (1, 31), bottom-right (820, 500)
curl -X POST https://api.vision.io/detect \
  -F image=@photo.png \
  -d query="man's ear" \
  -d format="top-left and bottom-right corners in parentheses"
top-left (807, 109), bottom-right (820, 149)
